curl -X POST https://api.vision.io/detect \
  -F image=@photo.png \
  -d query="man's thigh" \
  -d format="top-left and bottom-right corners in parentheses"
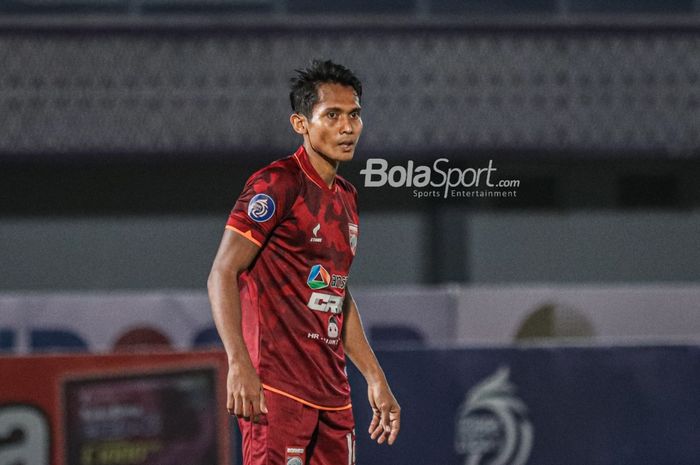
top-left (238, 390), bottom-right (319, 465)
top-left (308, 407), bottom-right (356, 465)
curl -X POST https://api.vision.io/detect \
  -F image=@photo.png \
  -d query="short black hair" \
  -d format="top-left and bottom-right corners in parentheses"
top-left (289, 59), bottom-right (362, 118)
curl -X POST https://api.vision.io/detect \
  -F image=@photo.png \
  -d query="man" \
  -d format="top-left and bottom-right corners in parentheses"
top-left (208, 60), bottom-right (401, 465)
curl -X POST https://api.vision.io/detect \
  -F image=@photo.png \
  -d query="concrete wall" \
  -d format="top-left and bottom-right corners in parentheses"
top-left (0, 213), bottom-right (426, 290)
top-left (3, 211), bottom-right (700, 290)
top-left (467, 212), bottom-right (700, 283)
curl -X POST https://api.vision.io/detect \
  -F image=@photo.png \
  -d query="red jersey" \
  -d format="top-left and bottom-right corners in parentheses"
top-left (226, 145), bottom-right (359, 410)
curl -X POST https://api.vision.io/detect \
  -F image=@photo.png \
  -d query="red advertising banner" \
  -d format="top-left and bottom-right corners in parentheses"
top-left (0, 351), bottom-right (229, 465)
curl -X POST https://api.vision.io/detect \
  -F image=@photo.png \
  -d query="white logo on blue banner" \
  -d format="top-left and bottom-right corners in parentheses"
top-left (247, 193), bottom-right (275, 222)
top-left (455, 366), bottom-right (534, 465)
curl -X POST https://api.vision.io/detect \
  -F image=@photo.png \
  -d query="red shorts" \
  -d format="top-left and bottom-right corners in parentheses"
top-left (237, 389), bottom-right (356, 465)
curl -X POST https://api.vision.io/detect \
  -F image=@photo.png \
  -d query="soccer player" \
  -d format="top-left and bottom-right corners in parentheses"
top-left (208, 60), bottom-right (401, 465)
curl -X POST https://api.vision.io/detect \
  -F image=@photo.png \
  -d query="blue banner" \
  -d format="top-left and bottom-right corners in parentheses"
top-left (348, 345), bottom-right (700, 465)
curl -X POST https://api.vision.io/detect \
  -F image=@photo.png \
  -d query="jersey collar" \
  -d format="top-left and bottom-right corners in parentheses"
top-left (293, 145), bottom-right (338, 193)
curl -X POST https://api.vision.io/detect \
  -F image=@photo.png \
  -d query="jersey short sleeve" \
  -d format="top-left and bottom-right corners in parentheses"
top-left (226, 163), bottom-right (301, 247)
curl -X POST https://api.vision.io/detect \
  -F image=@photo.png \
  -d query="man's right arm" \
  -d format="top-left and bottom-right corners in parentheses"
top-left (207, 229), bottom-right (267, 421)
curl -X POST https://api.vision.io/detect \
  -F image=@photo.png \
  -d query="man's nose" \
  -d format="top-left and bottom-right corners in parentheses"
top-left (339, 115), bottom-right (353, 133)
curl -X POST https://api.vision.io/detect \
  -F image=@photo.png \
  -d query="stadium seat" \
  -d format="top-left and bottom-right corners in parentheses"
top-left (290, 0), bottom-right (413, 15)
top-left (30, 329), bottom-right (88, 352)
top-left (0, 0), bottom-right (128, 14)
top-left (369, 324), bottom-right (426, 349)
top-left (514, 303), bottom-right (596, 341)
top-left (430, 0), bottom-right (557, 15)
top-left (0, 329), bottom-right (14, 352)
top-left (139, 0), bottom-right (275, 14)
top-left (192, 326), bottom-right (224, 349)
top-left (567, 0), bottom-right (694, 14)
top-left (113, 327), bottom-right (173, 352)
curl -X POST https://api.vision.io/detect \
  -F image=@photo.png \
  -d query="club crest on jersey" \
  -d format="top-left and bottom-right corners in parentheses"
top-left (307, 264), bottom-right (330, 290)
top-left (247, 193), bottom-right (275, 222)
top-left (348, 223), bottom-right (358, 255)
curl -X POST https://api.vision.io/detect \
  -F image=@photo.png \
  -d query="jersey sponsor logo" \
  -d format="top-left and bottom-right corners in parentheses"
top-left (310, 223), bottom-right (322, 243)
top-left (327, 315), bottom-right (340, 339)
top-left (247, 193), bottom-right (275, 222)
top-left (306, 331), bottom-right (339, 346)
top-left (348, 223), bottom-right (358, 255)
top-left (331, 274), bottom-right (348, 290)
top-left (307, 292), bottom-right (343, 314)
top-left (307, 265), bottom-right (331, 290)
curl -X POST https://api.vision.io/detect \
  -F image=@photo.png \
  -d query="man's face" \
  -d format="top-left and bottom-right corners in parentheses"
top-left (305, 83), bottom-right (362, 163)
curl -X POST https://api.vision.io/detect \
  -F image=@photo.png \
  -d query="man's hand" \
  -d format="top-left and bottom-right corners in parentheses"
top-left (367, 381), bottom-right (401, 445)
top-left (227, 362), bottom-right (268, 422)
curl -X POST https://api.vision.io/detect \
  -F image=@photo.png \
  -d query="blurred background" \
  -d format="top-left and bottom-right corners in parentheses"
top-left (1, 1), bottom-right (700, 464)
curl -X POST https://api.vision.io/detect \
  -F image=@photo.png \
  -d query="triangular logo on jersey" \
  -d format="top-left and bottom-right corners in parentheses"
top-left (307, 264), bottom-right (330, 290)
top-left (348, 223), bottom-right (358, 256)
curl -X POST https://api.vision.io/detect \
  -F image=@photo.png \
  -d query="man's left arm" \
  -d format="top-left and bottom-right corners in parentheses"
top-left (342, 288), bottom-right (401, 445)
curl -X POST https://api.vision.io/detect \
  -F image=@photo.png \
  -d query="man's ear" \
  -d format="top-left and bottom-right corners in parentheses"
top-left (290, 113), bottom-right (307, 135)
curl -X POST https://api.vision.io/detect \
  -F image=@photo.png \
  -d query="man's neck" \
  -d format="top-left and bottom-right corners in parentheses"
top-left (303, 142), bottom-right (339, 188)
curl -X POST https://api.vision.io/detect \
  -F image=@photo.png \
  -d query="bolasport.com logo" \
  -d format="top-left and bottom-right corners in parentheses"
top-left (360, 158), bottom-right (520, 199)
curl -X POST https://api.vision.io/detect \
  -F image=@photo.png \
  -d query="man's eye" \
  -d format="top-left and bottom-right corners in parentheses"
top-left (327, 112), bottom-right (337, 118)
top-left (350, 112), bottom-right (360, 118)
